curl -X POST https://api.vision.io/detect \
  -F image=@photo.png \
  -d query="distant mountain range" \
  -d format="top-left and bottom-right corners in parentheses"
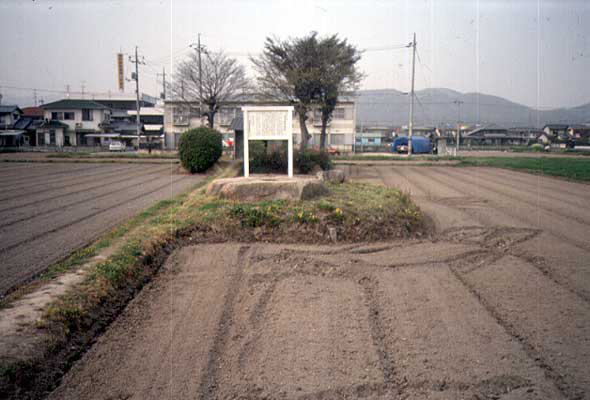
top-left (356, 88), bottom-right (590, 128)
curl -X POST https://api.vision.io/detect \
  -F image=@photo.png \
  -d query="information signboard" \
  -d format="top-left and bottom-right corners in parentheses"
top-left (242, 106), bottom-right (294, 177)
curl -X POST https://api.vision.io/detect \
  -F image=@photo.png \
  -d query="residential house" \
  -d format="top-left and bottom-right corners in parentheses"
top-left (567, 124), bottom-right (590, 144)
top-left (89, 93), bottom-right (157, 111)
top-left (464, 124), bottom-right (528, 146)
top-left (21, 106), bottom-right (44, 120)
top-left (13, 117), bottom-right (43, 146)
top-left (508, 127), bottom-right (545, 144)
top-left (400, 125), bottom-right (438, 139)
top-left (38, 99), bottom-right (111, 147)
top-left (357, 125), bottom-right (394, 146)
top-left (0, 105), bottom-right (22, 129)
top-left (355, 131), bottom-right (384, 148)
top-left (542, 124), bottom-right (569, 142)
top-left (163, 99), bottom-right (356, 153)
top-left (13, 107), bottom-right (45, 146)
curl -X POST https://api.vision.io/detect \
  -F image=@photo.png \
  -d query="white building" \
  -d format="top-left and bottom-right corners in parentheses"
top-left (39, 99), bottom-right (111, 147)
top-left (163, 99), bottom-right (356, 152)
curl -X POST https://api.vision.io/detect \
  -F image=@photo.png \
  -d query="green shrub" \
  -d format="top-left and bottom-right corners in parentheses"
top-left (249, 141), bottom-right (288, 173)
top-left (247, 141), bottom-right (332, 174)
top-left (295, 149), bottom-right (332, 174)
top-left (530, 143), bottom-right (543, 152)
top-left (178, 127), bottom-right (222, 173)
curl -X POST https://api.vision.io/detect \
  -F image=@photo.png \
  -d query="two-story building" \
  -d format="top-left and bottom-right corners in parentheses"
top-left (127, 107), bottom-right (164, 149)
top-left (163, 99), bottom-right (356, 153)
top-left (38, 99), bottom-right (111, 147)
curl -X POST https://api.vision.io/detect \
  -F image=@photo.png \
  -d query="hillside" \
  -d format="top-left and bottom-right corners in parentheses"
top-left (356, 88), bottom-right (590, 128)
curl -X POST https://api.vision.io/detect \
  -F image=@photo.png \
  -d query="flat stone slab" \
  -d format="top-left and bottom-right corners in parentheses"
top-left (206, 175), bottom-right (328, 201)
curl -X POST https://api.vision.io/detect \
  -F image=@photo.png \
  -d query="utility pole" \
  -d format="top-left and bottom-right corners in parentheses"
top-left (129, 46), bottom-right (146, 150)
top-left (408, 33), bottom-right (417, 156)
top-left (33, 89), bottom-right (38, 107)
top-left (157, 67), bottom-right (166, 100)
top-left (66, 84), bottom-right (70, 98)
top-left (190, 34), bottom-right (207, 120)
top-left (80, 81), bottom-right (86, 98)
top-left (453, 99), bottom-right (464, 154)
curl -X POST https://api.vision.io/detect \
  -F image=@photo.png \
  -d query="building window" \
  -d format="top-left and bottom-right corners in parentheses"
top-left (330, 134), bottom-right (345, 145)
top-left (38, 132), bottom-right (45, 145)
top-left (189, 107), bottom-right (201, 117)
top-left (219, 107), bottom-right (237, 126)
top-left (49, 130), bottom-right (56, 145)
top-left (64, 135), bottom-right (71, 146)
top-left (51, 112), bottom-right (64, 120)
top-left (64, 112), bottom-right (75, 120)
top-left (173, 106), bottom-right (189, 126)
top-left (82, 109), bottom-right (93, 121)
top-left (80, 134), bottom-right (87, 146)
top-left (333, 108), bottom-right (345, 120)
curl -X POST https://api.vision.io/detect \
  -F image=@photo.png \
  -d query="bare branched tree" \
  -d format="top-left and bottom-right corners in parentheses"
top-left (170, 51), bottom-right (250, 127)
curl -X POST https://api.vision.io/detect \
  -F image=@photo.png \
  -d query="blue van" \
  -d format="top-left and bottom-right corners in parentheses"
top-left (392, 136), bottom-right (432, 154)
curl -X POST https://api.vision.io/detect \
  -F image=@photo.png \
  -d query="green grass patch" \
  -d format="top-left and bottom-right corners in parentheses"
top-left (333, 154), bottom-right (460, 162)
top-left (458, 156), bottom-right (590, 182)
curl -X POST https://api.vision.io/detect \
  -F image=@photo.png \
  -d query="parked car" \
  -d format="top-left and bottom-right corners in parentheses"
top-left (327, 146), bottom-right (341, 156)
top-left (109, 141), bottom-right (126, 152)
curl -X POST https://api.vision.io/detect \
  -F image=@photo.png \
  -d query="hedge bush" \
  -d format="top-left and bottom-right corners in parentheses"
top-left (295, 149), bottom-right (332, 174)
top-left (178, 127), bottom-right (223, 173)
top-left (247, 141), bottom-right (332, 174)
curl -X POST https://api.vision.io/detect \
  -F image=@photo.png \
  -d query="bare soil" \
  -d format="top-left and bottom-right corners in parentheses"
top-left (46, 165), bottom-right (590, 399)
top-left (0, 162), bottom-right (203, 296)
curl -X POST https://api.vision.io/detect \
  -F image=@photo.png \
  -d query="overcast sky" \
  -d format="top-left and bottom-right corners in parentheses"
top-left (1, 0), bottom-right (589, 109)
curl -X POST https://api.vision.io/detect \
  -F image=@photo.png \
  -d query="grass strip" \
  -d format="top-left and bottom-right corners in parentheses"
top-left (333, 154), bottom-right (460, 161)
top-left (457, 156), bottom-right (590, 182)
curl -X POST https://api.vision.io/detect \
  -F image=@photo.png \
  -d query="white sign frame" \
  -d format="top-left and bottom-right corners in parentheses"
top-left (242, 106), bottom-right (294, 178)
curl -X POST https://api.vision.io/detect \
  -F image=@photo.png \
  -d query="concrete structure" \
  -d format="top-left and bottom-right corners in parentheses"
top-left (163, 99), bottom-right (356, 152)
top-left (206, 175), bottom-right (328, 201)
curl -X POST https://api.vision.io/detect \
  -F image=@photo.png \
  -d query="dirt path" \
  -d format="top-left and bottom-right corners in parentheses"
top-left (47, 166), bottom-right (590, 399)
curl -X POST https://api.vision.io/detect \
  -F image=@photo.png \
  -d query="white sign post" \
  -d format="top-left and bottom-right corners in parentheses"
top-left (242, 106), bottom-right (294, 178)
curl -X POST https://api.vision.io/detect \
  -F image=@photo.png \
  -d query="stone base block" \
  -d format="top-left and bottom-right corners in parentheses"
top-left (206, 175), bottom-right (328, 201)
